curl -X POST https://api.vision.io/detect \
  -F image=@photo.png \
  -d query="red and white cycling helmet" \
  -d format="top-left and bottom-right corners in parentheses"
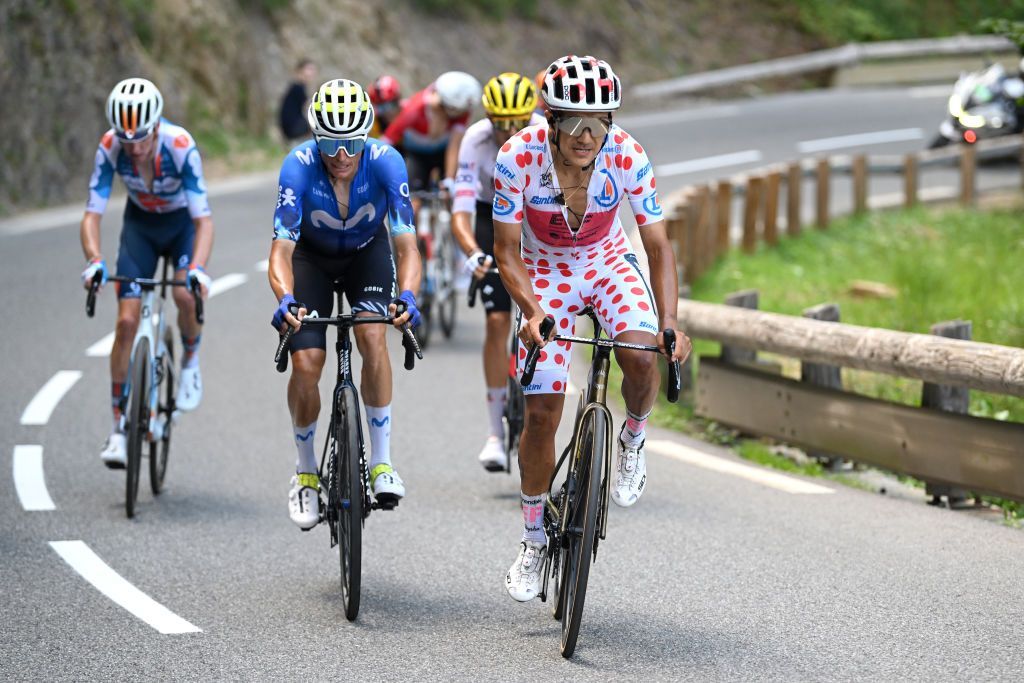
top-left (106, 77), bottom-right (164, 141)
top-left (434, 71), bottom-right (482, 113)
top-left (540, 55), bottom-right (621, 112)
top-left (367, 75), bottom-right (401, 105)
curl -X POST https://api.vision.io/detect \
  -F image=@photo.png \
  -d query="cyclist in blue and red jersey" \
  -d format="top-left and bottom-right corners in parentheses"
top-left (79, 77), bottom-right (214, 469)
top-left (267, 78), bottom-right (422, 529)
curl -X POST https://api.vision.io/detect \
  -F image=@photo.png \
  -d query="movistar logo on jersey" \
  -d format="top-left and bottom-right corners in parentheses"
top-left (310, 204), bottom-right (376, 230)
top-left (529, 195), bottom-right (559, 205)
top-left (594, 169), bottom-right (619, 209)
top-left (370, 144), bottom-right (389, 160)
top-left (495, 162), bottom-right (516, 181)
top-left (493, 191), bottom-right (514, 216)
top-left (643, 195), bottom-right (663, 217)
top-left (295, 147), bottom-right (315, 165)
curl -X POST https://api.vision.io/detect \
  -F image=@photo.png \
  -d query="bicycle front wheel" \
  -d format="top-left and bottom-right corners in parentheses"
top-left (416, 238), bottom-right (434, 349)
top-left (336, 386), bottom-right (364, 621)
top-left (436, 226), bottom-right (458, 338)
top-left (126, 344), bottom-right (149, 518)
top-left (150, 328), bottom-right (174, 495)
top-left (559, 408), bottom-right (606, 658)
top-left (504, 375), bottom-right (524, 472)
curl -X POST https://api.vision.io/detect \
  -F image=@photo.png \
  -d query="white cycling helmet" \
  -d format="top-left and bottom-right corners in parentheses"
top-left (106, 77), bottom-right (164, 140)
top-left (541, 55), bottom-right (621, 112)
top-left (435, 71), bottom-right (482, 112)
top-left (306, 78), bottom-right (375, 139)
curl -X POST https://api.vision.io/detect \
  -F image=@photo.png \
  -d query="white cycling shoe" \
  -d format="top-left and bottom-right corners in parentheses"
top-left (101, 432), bottom-right (127, 470)
top-left (288, 474), bottom-right (320, 530)
top-left (611, 434), bottom-right (647, 508)
top-left (371, 464), bottom-right (405, 506)
top-left (477, 436), bottom-right (507, 472)
top-left (176, 364), bottom-right (203, 412)
top-left (506, 540), bottom-right (547, 602)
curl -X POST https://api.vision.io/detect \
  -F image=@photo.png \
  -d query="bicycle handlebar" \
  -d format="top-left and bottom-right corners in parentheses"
top-left (520, 315), bottom-right (683, 403)
top-left (85, 273), bottom-right (203, 324)
top-left (467, 255), bottom-right (500, 308)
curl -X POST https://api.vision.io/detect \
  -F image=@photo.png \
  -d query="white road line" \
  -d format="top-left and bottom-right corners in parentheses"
top-left (13, 445), bottom-right (55, 511)
top-left (909, 85), bottom-right (951, 98)
top-left (208, 272), bottom-right (248, 297)
top-left (85, 273), bottom-right (247, 357)
top-left (646, 439), bottom-right (834, 495)
top-left (50, 541), bottom-right (202, 635)
top-left (656, 150), bottom-right (763, 177)
top-left (797, 128), bottom-right (924, 154)
top-left (20, 371), bottom-right (82, 426)
top-left (617, 105), bottom-right (740, 129)
top-left (254, 259), bottom-right (269, 272)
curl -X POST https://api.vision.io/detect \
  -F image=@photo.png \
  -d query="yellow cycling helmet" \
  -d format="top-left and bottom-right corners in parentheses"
top-left (481, 72), bottom-right (537, 117)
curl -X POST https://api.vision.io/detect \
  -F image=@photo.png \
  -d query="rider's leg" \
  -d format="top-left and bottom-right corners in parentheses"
top-left (483, 311), bottom-right (512, 436)
top-left (614, 330), bottom-right (659, 444)
top-left (110, 297), bottom-right (142, 429)
top-left (172, 269), bottom-right (202, 367)
top-left (288, 348), bottom-right (326, 474)
top-left (354, 321), bottom-right (392, 468)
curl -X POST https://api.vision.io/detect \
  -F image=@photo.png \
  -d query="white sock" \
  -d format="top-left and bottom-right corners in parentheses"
top-left (521, 492), bottom-right (547, 545)
top-left (486, 386), bottom-right (507, 439)
top-left (294, 421), bottom-right (317, 473)
top-left (365, 404), bottom-right (391, 469)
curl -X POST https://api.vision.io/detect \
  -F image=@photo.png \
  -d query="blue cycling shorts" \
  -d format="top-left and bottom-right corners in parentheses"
top-left (115, 202), bottom-right (194, 299)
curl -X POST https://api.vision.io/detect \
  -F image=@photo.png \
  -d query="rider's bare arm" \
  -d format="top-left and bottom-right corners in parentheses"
top-left (637, 222), bottom-right (691, 363)
top-left (80, 211), bottom-right (103, 262)
top-left (444, 128), bottom-right (466, 184)
top-left (494, 219), bottom-right (546, 346)
top-left (190, 215), bottom-right (215, 269)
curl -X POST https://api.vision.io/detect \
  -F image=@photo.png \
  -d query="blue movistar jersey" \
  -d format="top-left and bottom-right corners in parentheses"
top-left (86, 118), bottom-right (210, 218)
top-left (272, 138), bottom-right (415, 255)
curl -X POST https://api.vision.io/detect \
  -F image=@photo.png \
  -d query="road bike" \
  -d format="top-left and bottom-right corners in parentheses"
top-left (86, 259), bottom-right (203, 518)
top-left (520, 310), bottom-right (681, 657)
top-left (468, 263), bottom-right (522, 473)
top-left (274, 289), bottom-right (422, 621)
top-left (412, 189), bottom-right (458, 348)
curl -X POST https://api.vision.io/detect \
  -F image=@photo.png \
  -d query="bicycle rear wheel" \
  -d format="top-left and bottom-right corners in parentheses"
top-left (126, 344), bottom-right (149, 518)
top-left (336, 386), bottom-right (364, 621)
top-left (436, 226), bottom-right (457, 339)
top-left (150, 328), bottom-right (174, 495)
top-left (558, 408), bottom-right (606, 658)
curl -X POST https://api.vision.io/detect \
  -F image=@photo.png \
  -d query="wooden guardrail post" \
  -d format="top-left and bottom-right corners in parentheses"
top-left (716, 180), bottom-right (732, 254)
top-left (678, 284), bottom-right (694, 393)
top-left (691, 185), bottom-right (711, 280)
top-left (786, 162), bottom-right (801, 236)
top-left (666, 212), bottom-right (685, 292)
top-left (903, 153), bottom-right (918, 208)
top-left (959, 144), bottom-right (976, 206)
top-left (684, 199), bottom-right (697, 282)
top-left (852, 154), bottom-right (868, 214)
top-left (763, 170), bottom-right (781, 246)
top-left (922, 320), bottom-right (972, 508)
top-left (801, 303), bottom-right (845, 469)
top-left (720, 290), bottom-right (758, 365)
top-left (742, 176), bottom-right (762, 253)
top-left (815, 158), bottom-right (830, 229)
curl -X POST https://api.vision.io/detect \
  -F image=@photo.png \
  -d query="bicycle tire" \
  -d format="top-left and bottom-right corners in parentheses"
top-left (504, 375), bottom-right (524, 471)
top-left (126, 344), bottom-right (149, 518)
top-left (559, 408), bottom-right (606, 658)
top-left (437, 227), bottom-right (458, 338)
top-left (149, 328), bottom-right (174, 495)
top-left (416, 238), bottom-right (434, 349)
top-left (336, 386), bottom-right (363, 621)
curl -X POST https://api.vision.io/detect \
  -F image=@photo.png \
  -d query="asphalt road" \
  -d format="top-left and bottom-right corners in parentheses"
top-left (2, 86), bottom-right (1022, 680)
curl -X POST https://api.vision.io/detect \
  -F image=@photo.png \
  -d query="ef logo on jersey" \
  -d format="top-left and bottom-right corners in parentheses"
top-left (493, 191), bottom-right (514, 217)
top-left (593, 170), bottom-right (619, 209)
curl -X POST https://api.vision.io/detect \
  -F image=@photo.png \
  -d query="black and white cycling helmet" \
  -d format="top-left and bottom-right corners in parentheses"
top-left (541, 55), bottom-right (621, 112)
top-left (306, 78), bottom-right (375, 139)
top-left (106, 77), bottom-right (164, 141)
top-left (435, 71), bottom-right (482, 112)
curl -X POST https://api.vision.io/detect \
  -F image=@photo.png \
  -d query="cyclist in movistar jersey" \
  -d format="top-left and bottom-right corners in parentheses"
top-left (493, 56), bottom-right (692, 601)
top-left (451, 72), bottom-right (545, 471)
top-left (80, 77), bottom-right (214, 469)
top-left (268, 79), bottom-right (422, 529)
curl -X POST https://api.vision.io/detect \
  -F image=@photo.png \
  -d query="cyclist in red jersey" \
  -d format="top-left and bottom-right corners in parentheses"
top-left (367, 74), bottom-right (402, 138)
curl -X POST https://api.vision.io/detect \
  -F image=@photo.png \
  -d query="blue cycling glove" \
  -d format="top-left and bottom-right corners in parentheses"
top-left (272, 293), bottom-right (298, 330)
top-left (393, 290), bottom-right (421, 327)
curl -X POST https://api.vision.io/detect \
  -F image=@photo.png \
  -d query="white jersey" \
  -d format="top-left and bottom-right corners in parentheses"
top-left (451, 112), bottom-right (546, 214)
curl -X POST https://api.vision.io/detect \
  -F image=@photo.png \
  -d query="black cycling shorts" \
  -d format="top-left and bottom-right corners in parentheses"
top-left (289, 225), bottom-right (396, 352)
top-left (473, 201), bottom-right (511, 315)
top-left (405, 149), bottom-right (446, 193)
top-left (115, 202), bottom-right (194, 299)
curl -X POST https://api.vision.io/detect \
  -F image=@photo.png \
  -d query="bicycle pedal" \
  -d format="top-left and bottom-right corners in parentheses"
top-left (374, 495), bottom-right (400, 511)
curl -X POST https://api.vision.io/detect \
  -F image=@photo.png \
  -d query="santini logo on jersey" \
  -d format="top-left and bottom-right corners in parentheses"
top-left (495, 162), bottom-right (516, 181)
top-left (529, 195), bottom-right (559, 205)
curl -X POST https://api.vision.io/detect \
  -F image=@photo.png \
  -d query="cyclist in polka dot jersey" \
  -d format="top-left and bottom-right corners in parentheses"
top-left (494, 56), bottom-right (692, 603)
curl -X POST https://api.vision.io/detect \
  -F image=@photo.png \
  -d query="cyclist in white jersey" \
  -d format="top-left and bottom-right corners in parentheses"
top-left (80, 78), bottom-right (214, 468)
top-left (493, 56), bottom-right (692, 601)
top-left (451, 72), bottom-right (545, 471)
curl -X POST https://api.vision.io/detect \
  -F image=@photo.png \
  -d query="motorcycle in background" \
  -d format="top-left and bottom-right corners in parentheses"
top-left (929, 61), bottom-right (1024, 148)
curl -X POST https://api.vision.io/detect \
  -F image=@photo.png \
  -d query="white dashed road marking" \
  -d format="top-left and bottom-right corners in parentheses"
top-left (20, 371), bottom-right (82, 426)
top-left (13, 445), bottom-right (55, 511)
top-left (50, 541), bottom-right (202, 634)
top-left (656, 150), bottom-right (763, 177)
top-left (797, 127), bottom-right (924, 154)
top-left (646, 439), bottom-right (834, 495)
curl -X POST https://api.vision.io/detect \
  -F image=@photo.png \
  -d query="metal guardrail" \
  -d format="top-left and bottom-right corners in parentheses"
top-left (634, 35), bottom-right (1018, 99)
